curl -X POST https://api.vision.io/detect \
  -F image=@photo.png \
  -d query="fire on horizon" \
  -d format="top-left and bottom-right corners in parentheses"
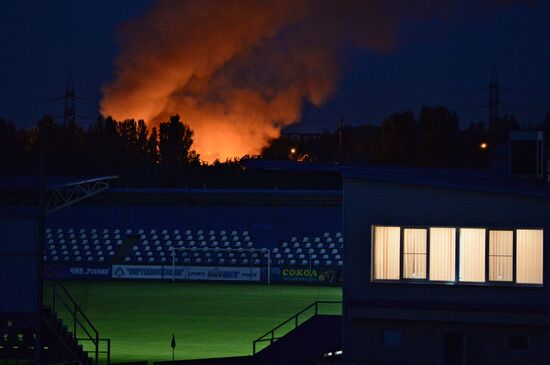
top-left (100, 0), bottom-right (514, 162)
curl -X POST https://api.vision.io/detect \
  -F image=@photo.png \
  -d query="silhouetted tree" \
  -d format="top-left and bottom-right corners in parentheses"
top-left (418, 106), bottom-right (461, 166)
top-left (488, 115), bottom-right (520, 146)
top-left (378, 111), bottom-right (418, 164)
top-left (147, 126), bottom-right (159, 164)
top-left (159, 115), bottom-right (195, 166)
top-left (136, 119), bottom-right (149, 163)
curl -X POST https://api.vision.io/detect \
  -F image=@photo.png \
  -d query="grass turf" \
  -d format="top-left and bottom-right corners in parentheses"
top-left (45, 281), bottom-right (342, 363)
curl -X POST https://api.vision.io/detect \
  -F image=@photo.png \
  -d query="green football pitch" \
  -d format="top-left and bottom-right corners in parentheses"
top-left (45, 281), bottom-right (342, 363)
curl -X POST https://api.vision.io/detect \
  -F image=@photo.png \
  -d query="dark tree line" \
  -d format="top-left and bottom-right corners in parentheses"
top-left (1, 105), bottom-right (549, 188)
top-left (263, 106), bottom-right (542, 169)
top-left (0, 114), bottom-right (197, 175)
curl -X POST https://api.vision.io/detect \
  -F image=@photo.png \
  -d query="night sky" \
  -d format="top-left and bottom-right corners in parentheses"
top-left (1, 0), bottom-right (549, 132)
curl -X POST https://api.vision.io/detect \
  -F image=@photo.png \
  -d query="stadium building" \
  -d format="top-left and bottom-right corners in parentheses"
top-left (341, 165), bottom-right (550, 364)
top-left (2, 132), bottom-right (549, 365)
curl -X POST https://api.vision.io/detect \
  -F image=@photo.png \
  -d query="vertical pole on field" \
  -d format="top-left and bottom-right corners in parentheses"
top-left (309, 251), bottom-right (312, 285)
top-left (267, 249), bottom-right (271, 285)
top-left (187, 252), bottom-right (191, 281)
top-left (249, 249), bottom-right (252, 277)
top-left (172, 247), bottom-right (175, 283)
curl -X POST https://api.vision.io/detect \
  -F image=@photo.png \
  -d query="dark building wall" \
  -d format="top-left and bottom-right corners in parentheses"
top-left (345, 318), bottom-right (550, 365)
top-left (342, 179), bottom-right (550, 364)
top-left (0, 211), bottom-right (39, 314)
top-left (343, 179), bottom-right (550, 306)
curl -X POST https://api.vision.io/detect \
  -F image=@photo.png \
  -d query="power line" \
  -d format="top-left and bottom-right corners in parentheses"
top-left (323, 87), bottom-right (488, 106)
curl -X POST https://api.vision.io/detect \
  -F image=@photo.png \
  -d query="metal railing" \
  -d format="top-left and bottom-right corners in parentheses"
top-left (252, 300), bottom-right (341, 355)
top-left (46, 272), bottom-right (111, 365)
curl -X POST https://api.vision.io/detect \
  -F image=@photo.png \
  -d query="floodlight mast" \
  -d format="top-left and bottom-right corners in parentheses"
top-left (170, 246), bottom-right (271, 285)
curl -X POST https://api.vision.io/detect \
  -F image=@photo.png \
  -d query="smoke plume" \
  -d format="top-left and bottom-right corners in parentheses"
top-left (101, 0), bottom-right (502, 162)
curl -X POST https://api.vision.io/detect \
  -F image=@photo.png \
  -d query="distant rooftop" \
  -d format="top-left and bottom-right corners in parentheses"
top-left (245, 160), bottom-right (550, 199)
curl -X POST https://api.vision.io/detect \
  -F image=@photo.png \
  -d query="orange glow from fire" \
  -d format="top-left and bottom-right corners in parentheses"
top-left (100, 1), bottom-right (502, 163)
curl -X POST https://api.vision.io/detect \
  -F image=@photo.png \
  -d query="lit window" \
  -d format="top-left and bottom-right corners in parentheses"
top-left (403, 228), bottom-right (427, 279)
top-left (516, 229), bottom-right (543, 284)
top-left (459, 228), bottom-right (486, 282)
top-left (373, 226), bottom-right (400, 280)
top-left (429, 227), bottom-right (456, 281)
top-left (489, 230), bottom-right (513, 282)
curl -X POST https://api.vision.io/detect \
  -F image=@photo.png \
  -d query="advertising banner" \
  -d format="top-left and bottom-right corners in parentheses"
top-left (111, 264), bottom-right (176, 280)
top-left (111, 264), bottom-right (261, 282)
top-left (279, 267), bottom-right (342, 283)
top-left (45, 264), bottom-right (111, 280)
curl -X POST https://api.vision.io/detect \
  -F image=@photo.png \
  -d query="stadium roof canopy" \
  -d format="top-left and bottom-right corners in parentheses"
top-left (245, 160), bottom-right (550, 199)
top-left (0, 175), bottom-right (117, 190)
top-left (0, 175), bottom-right (118, 213)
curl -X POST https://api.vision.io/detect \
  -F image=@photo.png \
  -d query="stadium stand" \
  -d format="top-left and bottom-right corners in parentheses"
top-left (273, 232), bottom-right (343, 267)
top-left (43, 227), bottom-right (344, 268)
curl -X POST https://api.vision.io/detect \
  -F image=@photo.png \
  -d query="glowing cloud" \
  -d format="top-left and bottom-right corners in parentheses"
top-left (101, 0), bottom-right (505, 162)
